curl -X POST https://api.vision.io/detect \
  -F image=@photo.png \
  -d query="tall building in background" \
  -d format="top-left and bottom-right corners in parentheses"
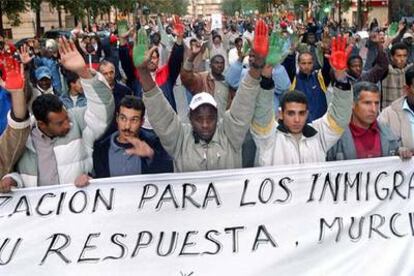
top-left (187, 0), bottom-right (223, 17)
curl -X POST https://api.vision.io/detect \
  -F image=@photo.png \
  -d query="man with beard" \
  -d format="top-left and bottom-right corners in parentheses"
top-left (93, 96), bottom-right (156, 177)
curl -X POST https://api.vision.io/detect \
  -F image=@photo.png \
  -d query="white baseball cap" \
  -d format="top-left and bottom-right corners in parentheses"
top-left (189, 92), bottom-right (217, 111)
top-left (403, 32), bottom-right (413, 39)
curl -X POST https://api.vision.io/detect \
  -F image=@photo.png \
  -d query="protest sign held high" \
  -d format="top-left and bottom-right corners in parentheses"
top-left (1, 157), bottom-right (414, 276)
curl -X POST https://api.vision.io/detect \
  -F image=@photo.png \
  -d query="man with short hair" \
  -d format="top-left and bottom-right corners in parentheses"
top-left (327, 81), bottom-right (406, 160)
top-left (381, 42), bottom-right (413, 109)
top-left (0, 38), bottom-right (114, 190)
top-left (181, 41), bottom-right (230, 117)
top-left (93, 96), bottom-right (155, 177)
top-left (98, 60), bottom-right (132, 108)
top-left (60, 71), bottom-right (86, 109)
top-left (287, 51), bottom-right (331, 122)
top-left (138, 47), bottom-right (268, 172)
top-left (251, 56), bottom-right (352, 165)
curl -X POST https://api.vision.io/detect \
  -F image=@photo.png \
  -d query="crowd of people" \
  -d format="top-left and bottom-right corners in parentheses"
top-left (0, 12), bottom-right (413, 192)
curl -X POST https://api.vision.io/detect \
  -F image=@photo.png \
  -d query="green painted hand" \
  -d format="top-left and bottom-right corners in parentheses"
top-left (133, 28), bottom-right (149, 67)
top-left (266, 32), bottom-right (290, 66)
top-left (117, 20), bottom-right (128, 36)
top-left (242, 40), bottom-right (250, 55)
top-left (388, 22), bottom-right (398, 37)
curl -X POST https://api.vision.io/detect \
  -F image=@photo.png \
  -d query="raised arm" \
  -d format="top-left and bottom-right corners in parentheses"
top-left (180, 41), bottom-right (206, 93)
top-left (0, 57), bottom-right (30, 189)
top-left (139, 47), bottom-right (184, 158)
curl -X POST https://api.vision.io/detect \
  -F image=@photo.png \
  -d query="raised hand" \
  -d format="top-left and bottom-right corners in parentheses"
top-left (3, 56), bottom-right (24, 91)
top-left (388, 22), bottom-right (398, 36)
top-left (327, 34), bottom-right (352, 72)
top-left (189, 41), bottom-right (202, 60)
top-left (19, 44), bottom-right (34, 65)
top-left (117, 19), bottom-right (129, 37)
top-left (266, 31), bottom-right (290, 66)
top-left (133, 28), bottom-right (149, 68)
top-left (253, 19), bottom-right (269, 58)
top-left (125, 136), bottom-right (154, 159)
top-left (172, 15), bottom-right (184, 38)
top-left (58, 37), bottom-right (90, 78)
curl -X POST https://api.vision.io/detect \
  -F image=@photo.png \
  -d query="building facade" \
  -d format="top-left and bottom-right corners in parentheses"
top-left (187, 0), bottom-right (223, 17)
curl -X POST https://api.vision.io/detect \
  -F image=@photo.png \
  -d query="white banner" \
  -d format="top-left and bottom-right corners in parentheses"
top-left (1, 157), bottom-right (414, 276)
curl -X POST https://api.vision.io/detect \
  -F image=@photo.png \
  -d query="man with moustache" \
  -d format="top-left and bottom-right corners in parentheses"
top-left (327, 81), bottom-right (411, 161)
top-left (93, 95), bottom-right (157, 177)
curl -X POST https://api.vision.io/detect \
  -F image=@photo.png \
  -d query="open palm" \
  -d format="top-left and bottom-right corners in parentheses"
top-left (266, 32), bottom-right (290, 66)
top-left (133, 28), bottom-right (149, 67)
top-left (59, 37), bottom-right (86, 73)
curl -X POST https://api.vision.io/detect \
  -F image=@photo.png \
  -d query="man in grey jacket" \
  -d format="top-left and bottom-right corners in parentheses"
top-left (137, 46), bottom-right (271, 172)
top-left (327, 81), bottom-right (411, 161)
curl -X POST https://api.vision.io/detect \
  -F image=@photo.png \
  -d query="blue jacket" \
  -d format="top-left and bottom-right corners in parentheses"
top-left (292, 71), bottom-right (328, 122)
top-left (60, 93), bottom-right (87, 109)
top-left (0, 87), bottom-right (11, 135)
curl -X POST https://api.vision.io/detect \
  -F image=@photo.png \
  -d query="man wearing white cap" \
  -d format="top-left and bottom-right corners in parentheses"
top-left (137, 47), bottom-right (268, 172)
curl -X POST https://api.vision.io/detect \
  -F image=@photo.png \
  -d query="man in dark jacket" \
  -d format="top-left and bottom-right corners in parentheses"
top-left (93, 95), bottom-right (160, 177)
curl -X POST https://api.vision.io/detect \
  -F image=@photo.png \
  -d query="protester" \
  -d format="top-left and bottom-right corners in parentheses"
top-left (93, 96), bottom-right (157, 177)
top-left (327, 81), bottom-right (410, 160)
top-left (251, 35), bottom-right (353, 165)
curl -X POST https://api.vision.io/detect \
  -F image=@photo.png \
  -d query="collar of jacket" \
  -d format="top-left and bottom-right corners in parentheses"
top-left (297, 71), bottom-right (316, 80)
top-left (192, 128), bottom-right (220, 145)
top-left (277, 119), bottom-right (318, 138)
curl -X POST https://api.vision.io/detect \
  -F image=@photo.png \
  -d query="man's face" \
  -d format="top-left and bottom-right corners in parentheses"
top-left (116, 106), bottom-right (143, 143)
top-left (37, 77), bottom-right (52, 91)
top-left (190, 105), bottom-right (218, 142)
top-left (235, 39), bottom-right (243, 50)
top-left (40, 110), bottom-right (71, 137)
top-left (348, 58), bottom-right (363, 78)
top-left (280, 102), bottom-right (308, 135)
top-left (391, 49), bottom-right (408, 69)
top-left (404, 37), bottom-right (413, 46)
top-left (152, 33), bottom-right (161, 45)
top-left (307, 33), bottom-right (316, 45)
top-left (70, 78), bottom-right (83, 95)
top-left (352, 91), bottom-right (380, 128)
top-left (298, 53), bottom-right (314, 75)
top-left (210, 56), bottom-right (225, 75)
top-left (404, 83), bottom-right (414, 106)
top-left (148, 51), bottom-right (159, 72)
top-left (99, 64), bottom-right (115, 87)
top-left (213, 36), bottom-right (221, 45)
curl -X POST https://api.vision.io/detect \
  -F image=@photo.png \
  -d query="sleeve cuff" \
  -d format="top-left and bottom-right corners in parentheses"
top-left (7, 112), bottom-right (30, 129)
top-left (143, 85), bottom-right (163, 98)
top-left (260, 76), bottom-right (275, 90)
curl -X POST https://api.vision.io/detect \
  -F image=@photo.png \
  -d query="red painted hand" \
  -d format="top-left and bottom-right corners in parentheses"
top-left (4, 57), bottom-right (24, 91)
top-left (328, 34), bottom-right (352, 71)
top-left (253, 19), bottom-right (269, 57)
top-left (172, 15), bottom-right (184, 38)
